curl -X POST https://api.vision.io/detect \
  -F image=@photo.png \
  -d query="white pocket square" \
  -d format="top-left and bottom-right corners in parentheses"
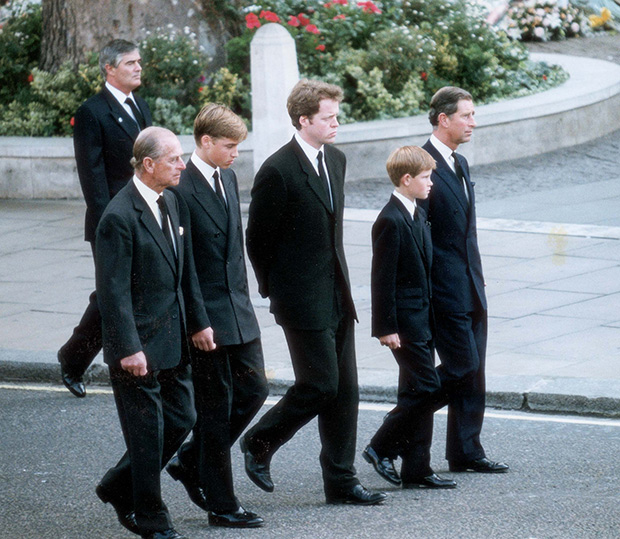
top-left (179, 226), bottom-right (184, 236)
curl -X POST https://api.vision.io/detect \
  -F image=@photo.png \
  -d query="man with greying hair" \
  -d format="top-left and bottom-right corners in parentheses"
top-left (95, 126), bottom-right (215, 539)
top-left (57, 38), bottom-right (152, 398)
top-left (242, 79), bottom-right (387, 506)
top-left (167, 103), bottom-right (267, 528)
top-left (420, 86), bottom-right (509, 474)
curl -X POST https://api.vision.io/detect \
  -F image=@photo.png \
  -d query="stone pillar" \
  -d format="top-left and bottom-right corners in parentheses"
top-left (251, 23), bottom-right (299, 174)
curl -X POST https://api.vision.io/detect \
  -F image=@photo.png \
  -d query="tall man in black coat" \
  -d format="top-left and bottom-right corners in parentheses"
top-left (419, 87), bottom-right (509, 474)
top-left (166, 104), bottom-right (267, 528)
top-left (363, 146), bottom-right (456, 490)
top-left (95, 127), bottom-right (215, 539)
top-left (58, 39), bottom-right (152, 397)
top-left (241, 79), bottom-right (386, 506)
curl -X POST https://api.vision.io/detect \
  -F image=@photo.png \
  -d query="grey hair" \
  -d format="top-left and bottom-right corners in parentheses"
top-left (99, 39), bottom-right (139, 80)
top-left (131, 127), bottom-right (173, 173)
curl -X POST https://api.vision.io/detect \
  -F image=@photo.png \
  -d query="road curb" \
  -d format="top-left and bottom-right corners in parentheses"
top-left (1, 360), bottom-right (618, 419)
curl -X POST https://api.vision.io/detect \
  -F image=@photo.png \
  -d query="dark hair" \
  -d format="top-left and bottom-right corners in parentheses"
top-left (287, 78), bottom-right (343, 130)
top-left (194, 103), bottom-right (247, 145)
top-left (428, 86), bottom-right (473, 126)
top-left (99, 39), bottom-right (139, 80)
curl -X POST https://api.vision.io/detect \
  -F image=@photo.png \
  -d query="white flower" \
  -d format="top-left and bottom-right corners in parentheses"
top-left (571, 22), bottom-right (580, 33)
top-left (534, 26), bottom-right (545, 38)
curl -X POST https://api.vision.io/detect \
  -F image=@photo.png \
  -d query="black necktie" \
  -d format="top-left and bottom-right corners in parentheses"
top-left (412, 210), bottom-right (423, 247)
top-left (212, 170), bottom-right (227, 211)
top-left (156, 195), bottom-right (176, 258)
top-left (125, 97), bottom-right (146, 130)
top-left (451, 152), bottom-right (469, 203)
top-left (317, 151), bottom-right (333, 210)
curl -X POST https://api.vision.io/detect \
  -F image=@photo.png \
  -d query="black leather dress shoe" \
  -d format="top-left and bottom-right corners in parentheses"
top-left (166, 456), bottom-right (209, 511)
top-left (208, 507), bottom-right (264, 528)
top-left (58, 352), bottom-right (86, 398)
top-left (362, 445), bottom-right (401, 486)
top-left (326, 484), bottom-right (387, 505)
top-left (449, 457), bottom-right (509, 473)
top-left (402, 473), bottom-right (457, 489)
top-left (95, 484), bottom-right (139, 535)
top-left (240, 436), bottom-right (274, 492)
top-left (141, 529), bottom-right (186, 539)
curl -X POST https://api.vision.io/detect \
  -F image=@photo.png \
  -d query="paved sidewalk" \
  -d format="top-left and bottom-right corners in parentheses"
top-left (1, 168), bottom-right (619, 416)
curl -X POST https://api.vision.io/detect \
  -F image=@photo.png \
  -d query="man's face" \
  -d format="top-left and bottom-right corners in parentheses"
top-left (106, 49), bottom-right (142, 94)
top-left (403, 168), bottom-right (433, 201)
top-left (149, 135), bottom-right (186, 192)
top-left (299, 98), bottom-right (340, 149)
top-left (200, 136), bottom-right (241, 170)
top-left (442, 98), bottom-right (476, 149)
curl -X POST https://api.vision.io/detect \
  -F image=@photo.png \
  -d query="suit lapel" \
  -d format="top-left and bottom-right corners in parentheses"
top-left (221, 169), bottom-right (239, 258)
top-left (102, 87), bottom-right (140, 140)
top-left (130, 183), bottom-right (178, 274)
top-left (392, 196), bottom-right (426, 262)
top-left (291, 138), bottom-right (333, 214)
top-left (186, 161), bottom-right (229, 235)
top-left (424, 142), bottom-right (469, 215)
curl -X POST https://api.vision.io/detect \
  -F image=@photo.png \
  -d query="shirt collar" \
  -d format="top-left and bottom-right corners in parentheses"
top-left (106, 81), bottom-right (135, 106)
top-left (190, 151), bottom-right (219, 183)
top-left (393, 190), bottom-right (417, 220)
top-left (294, 132), bottom-right (324, 170)
top-left (430, 133), bottom-right (456, 171)
top-left (133, 175), bottom-right (160, 206)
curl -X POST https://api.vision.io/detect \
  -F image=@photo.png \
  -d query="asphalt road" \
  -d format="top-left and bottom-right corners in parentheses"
top-left (1, 384), bottom-right (619, 539)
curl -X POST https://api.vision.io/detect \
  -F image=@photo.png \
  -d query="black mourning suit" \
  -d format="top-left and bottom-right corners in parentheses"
top-left (95, 180), bottom-right (209, 535)
top-left (171, 159), bottom-right (268, 513)
top-left (244, 137), bottom-right (360, 498)
top-left (59, 87), bottom-right (152, 379)
top-left (420, 140), bottom-right (488, 465)
top-left (369, 195), bottom-right (442, 480)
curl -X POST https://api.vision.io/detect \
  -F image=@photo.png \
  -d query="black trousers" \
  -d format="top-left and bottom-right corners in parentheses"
top-left (176, 338), bottom-right (268, 513)
top-left (369, 339), bottom-right (442, 480)
top-left (58, 242), bottom-right (102, 377)
top-left (244, 313), bottom-right (359, 497)
top-left (434, 309), bottom-right (488, 463)
top-left (101, 363), bottom-right (195, 534)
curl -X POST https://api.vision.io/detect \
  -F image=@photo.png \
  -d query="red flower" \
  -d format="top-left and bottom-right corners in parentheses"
top-left (259, 10), bottom-right (280, 23)
top-left (333, 14), bottom-right (346, 20)
top-left (542, 74), bottom-right (547, 81)
top-left (324, 2), bottom-right (333, 7)
top-left (334, 0), bottom-right (348, 4)
top-left (288, 15), bottom-right (301, 27)
top-left (298, 12), bottom-right (311, 26)
top-left (198, 86), bottom-right (204, 93)
top-left (305, 24), bottom-right (320, 34)
top-left (27, 73), bottom-right (34, 83)
top-left (70, 117), bottom-right (75, 127)
top-left (358, 1), bottom-right (382, 14)
top-left (316, 44), bottom-right (326, 51)
top-left (245, 13), bottom-right (261, 29)
top-left (420, 71), bottom-right (428, 81)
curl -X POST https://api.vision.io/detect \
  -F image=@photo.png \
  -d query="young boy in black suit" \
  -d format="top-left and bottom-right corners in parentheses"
top-left (362, 146), bottom-right (456, 490)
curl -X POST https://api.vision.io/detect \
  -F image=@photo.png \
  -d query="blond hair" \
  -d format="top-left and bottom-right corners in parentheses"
top-left (386, 146), bottom-right (436, 187)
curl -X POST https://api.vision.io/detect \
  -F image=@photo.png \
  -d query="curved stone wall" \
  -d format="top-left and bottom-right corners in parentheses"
top-left (1, 53), bottom-right (618, 198)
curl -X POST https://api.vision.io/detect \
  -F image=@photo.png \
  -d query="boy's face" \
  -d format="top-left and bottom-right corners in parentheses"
top-left (200, 136), bottom-right (241, 169)
top-left (401, 169), bottom-right (433, 200)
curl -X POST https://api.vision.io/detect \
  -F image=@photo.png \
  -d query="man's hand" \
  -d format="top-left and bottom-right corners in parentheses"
top-left (120, 351), bottom-right (148, 376)
top-left (192, 327), bottom-right (216, 352)
top-left (379, 333), bottom-right (401, 350)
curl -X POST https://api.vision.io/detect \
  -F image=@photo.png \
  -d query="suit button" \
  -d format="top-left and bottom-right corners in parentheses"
top-left (172, 314), bottom-right (178, 319)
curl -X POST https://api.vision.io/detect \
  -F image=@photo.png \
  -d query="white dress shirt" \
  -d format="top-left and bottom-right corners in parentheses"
top-left (190, 151), bottom-right (226, 203)
top-left (106, 81), bottom-right (141, 125)
top-left (294, 132), bottom-right (333, 208)
top-left (393, 190), bottom-right (417, 221)
top-left (133, 176), bottom-right (177, 253)
top-left (429, 134), bottom-right (469, 203)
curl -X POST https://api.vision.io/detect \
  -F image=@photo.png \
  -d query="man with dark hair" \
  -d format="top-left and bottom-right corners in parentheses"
top-left (58, 38), bottom-right (152, 398)
top-left (420, 86), bottom-right (509, 474)
top-left (95, 126), bottom-right (214, 539)
top-left (242, 79), bottom-right (386, 506)
top-left (167, 104), bottom-right (267, 528)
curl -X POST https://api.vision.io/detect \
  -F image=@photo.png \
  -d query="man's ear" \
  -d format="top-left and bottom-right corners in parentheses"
top-left (438, 112), bottom-right (450, 128)
top-left (142, 156), bottom-right (155, 174)
top-left (200, 134), bottom-right (212, 148)
top-left (299, 115), bottom-right (309, 129)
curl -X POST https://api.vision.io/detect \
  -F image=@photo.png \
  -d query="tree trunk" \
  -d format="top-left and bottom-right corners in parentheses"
top-left (39, 0), bottom-right (227, 72)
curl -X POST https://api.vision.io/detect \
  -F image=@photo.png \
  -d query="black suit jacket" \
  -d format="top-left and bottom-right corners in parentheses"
top-left (95, 181), bottom-right (210, 370)
top-left (246, 137), bottom-right (356, 330)
top-left (371, 195), bottom-right (433, 341)
top-left (420, 140), bottom-right (486, 312)
top-left (74, 87), bottom-right (152, 242)
top-left (171, 161), bottom-right (260, 346)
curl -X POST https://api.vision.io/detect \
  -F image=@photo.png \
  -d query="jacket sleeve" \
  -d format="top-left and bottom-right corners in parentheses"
top-left (95, 211), bottom-right (142, 364)
top-left (371, 215), bottom-right (400, 338)
top-left (246, 163), bottom-right (287, 298)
